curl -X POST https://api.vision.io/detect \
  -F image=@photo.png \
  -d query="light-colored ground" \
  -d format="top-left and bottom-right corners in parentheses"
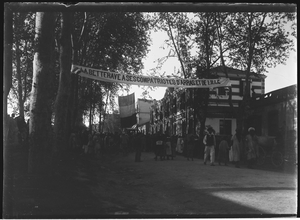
top-left (81, 152), bottom-right (297, 216)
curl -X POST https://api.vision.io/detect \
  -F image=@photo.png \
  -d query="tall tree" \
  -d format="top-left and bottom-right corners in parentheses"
top-left (152, 12), bottom-right (296, 136)
top-left (11, 12), bottom-right (35, 118)
top-left (70, 12), bottom-right (150, 130)
top-left (225, 12), bottom-right (296, 133)
top-left (3, 5), bottom-right (13, 218)
top-left (28, 12), bottom-right (56, 174)
top-left (193, 12), bottom-right (220, 136)
top-left (53, 12), bottom-right (73, 161)
top-left (213, 12), bottom-right (238, 119)
top-left (3, 6), bottom-right (13, 142)
top-left (153, 12), bottom-right (220, 135)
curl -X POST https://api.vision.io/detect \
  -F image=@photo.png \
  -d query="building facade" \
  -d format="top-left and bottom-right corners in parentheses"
top-left (249, 84), bottom-right (297, 163)
top-left (150, 66), bottom-right (266, 137)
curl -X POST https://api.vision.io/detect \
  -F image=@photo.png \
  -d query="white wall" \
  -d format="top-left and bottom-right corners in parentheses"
top-left (205, 118), bottom-right (237, 135)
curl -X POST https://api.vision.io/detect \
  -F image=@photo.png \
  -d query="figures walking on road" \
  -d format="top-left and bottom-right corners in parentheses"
top-left (165, 136), bottom-right (173, 160)
top-left (185, 131), bottom-right (196, 161)
top-left (135, 132), bottom-right (142, 162)
top-left (203, 126), bottom-right (216, 166)
top-left (176, 135), bottom-right (184, 154)
top-left (81, 129), bottom-right (89, 154)
top-left (218, 136), bottom-right (229, 166)
top-left (120, 131), bottom-right (129, 156)
top-left (231, 129), bottom-right (241, 168)
top-left (245, 127), bottom-right (259, 169)
top-left (154, 132), bottom-right (165, 161)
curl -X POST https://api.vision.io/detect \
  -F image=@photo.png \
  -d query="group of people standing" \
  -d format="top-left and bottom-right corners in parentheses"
top-left (70, 129), bottom-right (151, 161)
top-left (71, 125), bottom-right (261, 169)
top-left (203, 126), bottom-right (260, 169)
top-left (152, 125), bottom-right (260, 169)
top-left (153, 133), bottom-right (177, 161)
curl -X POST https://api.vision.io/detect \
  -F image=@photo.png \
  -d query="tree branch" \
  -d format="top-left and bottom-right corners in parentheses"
top-left (166, 12), bottom-right (187, 79)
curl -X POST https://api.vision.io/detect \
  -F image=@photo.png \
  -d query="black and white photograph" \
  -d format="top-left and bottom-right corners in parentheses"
top-left (3, 2), bottom-right (297, 219)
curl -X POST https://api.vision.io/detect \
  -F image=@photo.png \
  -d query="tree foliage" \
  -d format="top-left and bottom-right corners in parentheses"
top-left (71, 12), bottom-right (150, 129)
top-left (9, 12), bottom-right (35, 118)
top-left (151, 11), bottom-right (296, 134)
top-left (17, 10), bottom-right (150, 173)
top-left (226, 12), bottom-right (296, 75)
top-left (8, 11), bottom-right (150, 129)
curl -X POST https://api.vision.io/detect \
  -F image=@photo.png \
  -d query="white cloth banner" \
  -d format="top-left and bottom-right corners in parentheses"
top-left (71, 64), bottom-right (231, 88)
top-left (137, 99), bottom-right (153, 126)
top-left (119, 105), bottom-right (136, 118)
top-left (118, 93), bottom-right (136, 118)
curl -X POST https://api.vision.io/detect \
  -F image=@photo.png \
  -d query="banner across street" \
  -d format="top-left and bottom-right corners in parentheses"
top-left (71, 64), bottom-right (231, 88)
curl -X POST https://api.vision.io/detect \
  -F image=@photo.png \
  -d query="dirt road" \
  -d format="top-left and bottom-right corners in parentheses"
top-left (10, 151), bottom-right (297, 218)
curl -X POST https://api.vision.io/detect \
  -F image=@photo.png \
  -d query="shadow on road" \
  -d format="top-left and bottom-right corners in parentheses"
top-left (5, 148), bottom-right (297, 218)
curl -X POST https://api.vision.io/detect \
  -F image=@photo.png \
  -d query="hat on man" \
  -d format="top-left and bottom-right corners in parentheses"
top-left (248, 127), bottom-right (255, 132)
top-left (207, 126), bottom-right (215, 133)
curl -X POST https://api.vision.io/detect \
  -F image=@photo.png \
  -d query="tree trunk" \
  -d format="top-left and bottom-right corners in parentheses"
top-left (71, 74), bottom-right (79, 129)
top-left (53, 12), bottom-right (72, 162)
top-left (98, 107), bottom-right (102, 133)
top-left (239, 13), bottom-right (255, 135)
top-left (3, 7), bottom-right (13, 141)
top-left (28, 12), bottom-right (56, 174)
top-left (3, 6), bottom-right (13, 218)
top-left (15, 41), bottom-right (25, 118)
top-left (68, 74), bottom-right (75, 133)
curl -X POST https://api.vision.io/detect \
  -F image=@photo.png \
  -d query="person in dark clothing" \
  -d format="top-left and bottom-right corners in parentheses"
top-left (245, 127), bottom-right (259, 169)
top-left (171, 135), bottom-right (177, 158)
top-left (218, 136), bottom-right (230, 166)
top-left (135, 132), bottom-right (142, 162)
top-left (81, 129), bottom-right (89, 154)
top-left (165, 136), bottom-right (173, 160)
top-left (203, 127), bottom-right (216, 166)
top-left (185, 131), bottom-right (196, 161)
top-left (145, 133), bottom-right (151, 152)
top-left (154, 132), bottom-right (165, 161)
top-left (15, 116), bottom-right (27, 145)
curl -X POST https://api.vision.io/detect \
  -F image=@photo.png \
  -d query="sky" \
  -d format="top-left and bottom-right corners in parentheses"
top-left (127, 29), bottom-right (297, 102)
top-left (8, 18), bottom-right (296, 116)
top-left (264, 50), bottom-right (297, 93)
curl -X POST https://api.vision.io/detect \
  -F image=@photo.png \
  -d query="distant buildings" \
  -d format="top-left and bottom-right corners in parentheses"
top-left (99, 113), bottom-right (121, 134)
top-left (150, 66), bottom-right (266, 137)
top-left (249, 84), bottom-right (297, 162)
top-left (249, 84), bottom-right (297, 136)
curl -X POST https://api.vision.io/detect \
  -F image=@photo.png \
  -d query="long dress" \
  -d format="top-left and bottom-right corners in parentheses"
top-left (176, 137), bottom-right (184, 153)
top-left (165, 139), bottom-right (172, 156)
top-left (245, 134), bottom-right (258, 160)
top-left (218, 140), bottom-right (229, 164)
top-left (231, 134), bottom-right (240, 161)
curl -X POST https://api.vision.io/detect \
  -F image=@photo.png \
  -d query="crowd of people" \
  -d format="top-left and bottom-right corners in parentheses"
top-left (4, 112), bottom-right (269, 170)
top-left (6, 111), bottom-right (261, 169)
top-left (71, 125), bottom-right (261, 169)
top-left (70, 129), bottom-right (151, 160)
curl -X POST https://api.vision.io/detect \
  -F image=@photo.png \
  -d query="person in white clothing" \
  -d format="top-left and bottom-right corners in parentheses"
top-left (231, 129), bottom-right (241, 168)
top-left (203, 126), bottom-right (216, 166)
top-left (176, 135), bottom-right (184, 153)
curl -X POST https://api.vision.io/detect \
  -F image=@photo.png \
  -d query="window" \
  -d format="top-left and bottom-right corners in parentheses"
top-left (218, 87), bottom-right (226, 96)
top-left (220, 119), bottom-right (232, 135)
top-left (239, 79), bottom-right (251, 96)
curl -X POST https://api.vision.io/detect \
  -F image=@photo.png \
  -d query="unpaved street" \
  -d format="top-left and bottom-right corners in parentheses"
top-left (76, 152), bottom-right (297, 216)
top-left (12, 151), bottom-right (297, 218)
